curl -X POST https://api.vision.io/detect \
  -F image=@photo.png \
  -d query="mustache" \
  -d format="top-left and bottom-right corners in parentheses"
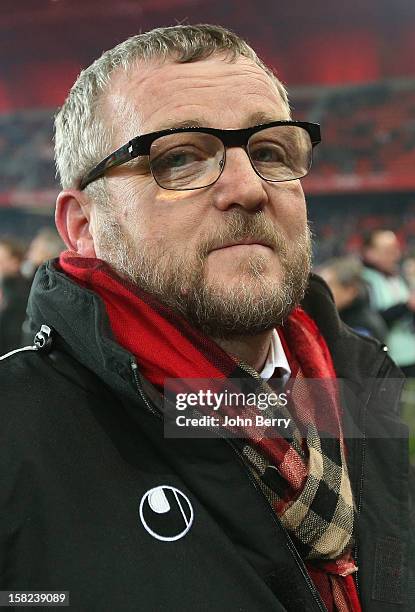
top-left (197, 211), bottom-right (288, 258)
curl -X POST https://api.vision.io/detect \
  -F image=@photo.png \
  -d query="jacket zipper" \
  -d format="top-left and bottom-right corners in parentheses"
top-left (352, 348), bottom-right (391, 597)
top-left (226, 437), bottom-right (327, 611)
top-left (130, 358), bottom-right (326, 611)
top-left (131, 359), bottom-right (162, 419)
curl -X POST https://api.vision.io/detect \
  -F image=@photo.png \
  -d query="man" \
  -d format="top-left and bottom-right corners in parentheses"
top-left (0, 25), bottom-right (412, 611)
top-left (362, 229), bottom-right (415, 377)
top-left (0, 237), bottom-right (31, 355)
top-left (318, 257), bottom-right (387, 342)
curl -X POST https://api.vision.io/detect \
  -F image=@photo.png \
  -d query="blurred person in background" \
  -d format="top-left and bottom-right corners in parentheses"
top-left (21, 227), bottom-right (65, 281)
top-left (318, 256), bottom-right (387, 342)
top-left (402, 255), bottom-right (415, 292)
top-left (21, 228), bottom-right (65, 344)
top-left (0, 237), bottom-right (31, 355)
top-left (362, 229), bottom-right (415, 377)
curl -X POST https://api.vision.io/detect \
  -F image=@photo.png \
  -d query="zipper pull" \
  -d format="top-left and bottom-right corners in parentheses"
top-left (33, 324), bottom-right (53, 353)
top-left (130, 359), bottom-right (140, 391)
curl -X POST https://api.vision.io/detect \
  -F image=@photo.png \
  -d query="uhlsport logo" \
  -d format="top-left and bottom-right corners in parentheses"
top-left (139, 486), bottom-right (194, 542)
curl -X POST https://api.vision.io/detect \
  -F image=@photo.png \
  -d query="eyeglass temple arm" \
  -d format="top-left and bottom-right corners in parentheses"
top-left (79, 142), bottom-right (134, 190)
top-left (308, 123), bottom-right (321, 146)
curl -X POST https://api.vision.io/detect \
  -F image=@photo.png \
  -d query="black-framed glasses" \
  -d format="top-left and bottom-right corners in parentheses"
top-left (79, 120), bottom-right (321, 191)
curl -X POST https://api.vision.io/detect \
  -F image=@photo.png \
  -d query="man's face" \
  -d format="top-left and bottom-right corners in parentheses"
top-left (366, 231), bottom-right (401, 274)
top-left (93, 55), bottom-right (311, 338)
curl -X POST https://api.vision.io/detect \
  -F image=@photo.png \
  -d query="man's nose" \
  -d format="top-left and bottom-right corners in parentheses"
top-left (211, 147), bottom-right (269, 212)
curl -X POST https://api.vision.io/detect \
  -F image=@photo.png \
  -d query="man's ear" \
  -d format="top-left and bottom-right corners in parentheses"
top-left (55, 189), bottom-right (97, 258)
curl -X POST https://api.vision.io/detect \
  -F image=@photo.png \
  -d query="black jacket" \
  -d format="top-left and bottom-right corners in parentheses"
top-left (0, 262), bottom-right (413, 611)
top-left (339, 291), bottom-right (388, 344)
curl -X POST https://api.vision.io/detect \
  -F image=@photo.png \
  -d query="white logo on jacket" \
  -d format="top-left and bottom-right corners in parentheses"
top-left (139, 486), bottom-right (194, 541)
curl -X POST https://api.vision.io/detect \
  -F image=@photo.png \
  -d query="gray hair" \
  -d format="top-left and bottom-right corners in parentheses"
top-left (319, 257), bottom-right (363, 288)
top-left (54, 24), bottom-right (290, 202)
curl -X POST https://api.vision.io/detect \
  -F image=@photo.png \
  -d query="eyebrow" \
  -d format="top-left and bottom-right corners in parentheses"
top-left (248, 111), bottom-right (286, 126)
top-left (156, 119), bottom-right (205, 130)
top-left (155, 112), bottom-right (285, 132)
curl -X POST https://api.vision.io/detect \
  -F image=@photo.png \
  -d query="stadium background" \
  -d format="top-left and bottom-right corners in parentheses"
top-left (1, 0), bottom-right (415, 452)
top-left (2, 0), bottom-right (415, 261)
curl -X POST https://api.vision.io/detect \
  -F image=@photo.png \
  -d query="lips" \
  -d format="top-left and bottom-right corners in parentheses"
top-left (210, 239), bottom-right (274, 252)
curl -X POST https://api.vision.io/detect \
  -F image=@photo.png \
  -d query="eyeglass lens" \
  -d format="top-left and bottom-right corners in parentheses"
top-left (149, 126), bottom-right (312, 190)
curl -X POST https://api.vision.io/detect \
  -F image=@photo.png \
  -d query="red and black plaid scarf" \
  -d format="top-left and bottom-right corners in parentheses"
top-left (59, 252), bottom-right (361, 612)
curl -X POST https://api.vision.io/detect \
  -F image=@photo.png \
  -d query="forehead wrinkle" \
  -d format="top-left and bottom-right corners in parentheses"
top-left (148, 84), bottom-right (287, 127)
top-left (126, 58), bottom-right (279, 101)
top-left (103, 56), bottom-right (288, 144)
top-left (106, 55), bottom-right (280, 105)
top-left (158, 71), bottom-right (278, 96)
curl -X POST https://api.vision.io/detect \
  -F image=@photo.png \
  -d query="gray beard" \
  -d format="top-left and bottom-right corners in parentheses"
top-left (95, 209), bottom-right (312, 339)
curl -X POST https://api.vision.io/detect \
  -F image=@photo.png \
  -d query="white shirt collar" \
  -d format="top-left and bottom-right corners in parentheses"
top-left (259, 329), bottom-right (291, 384)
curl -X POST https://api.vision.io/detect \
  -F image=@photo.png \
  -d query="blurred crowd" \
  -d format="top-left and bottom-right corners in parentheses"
top-left (0, 111), bottom-right (56, 191)
top-left (0, 228), bottom-right (64, 354)
top-left (317, 229), bottom-right (415, 375)
top-left (312, 81), bottom-right (415, 177)
top-left (311, 198), bottom-right (415, 263)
